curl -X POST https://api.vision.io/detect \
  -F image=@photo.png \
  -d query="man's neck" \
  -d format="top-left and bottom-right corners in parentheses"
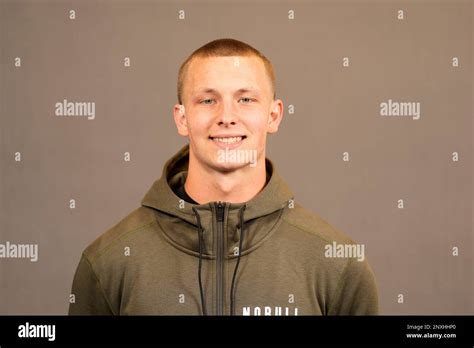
top-left (184, 152), bottom-right (267, 204)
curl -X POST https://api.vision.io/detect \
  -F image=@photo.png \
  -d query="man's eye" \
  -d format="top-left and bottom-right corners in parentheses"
top-left (240, 97), bottom-right (254, 103)
top-left (200, 99), bottom-right (214, 105)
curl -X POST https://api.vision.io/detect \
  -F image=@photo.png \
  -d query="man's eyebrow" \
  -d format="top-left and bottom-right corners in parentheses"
top-left (194, 87), bottom-right (261, 95)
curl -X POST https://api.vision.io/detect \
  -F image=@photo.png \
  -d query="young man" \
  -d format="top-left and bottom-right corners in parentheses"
top-left (69, 38), bottom-right (379, 316)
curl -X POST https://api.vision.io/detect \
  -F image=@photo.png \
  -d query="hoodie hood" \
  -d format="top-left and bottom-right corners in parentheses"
top-left (141, 144), bottom-right (294, 259)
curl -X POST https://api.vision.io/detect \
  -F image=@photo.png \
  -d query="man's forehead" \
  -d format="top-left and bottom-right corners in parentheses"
top-left (194, 86), bottom-right (262, 94)
top-left (187, 56), bottom-right (266, 88)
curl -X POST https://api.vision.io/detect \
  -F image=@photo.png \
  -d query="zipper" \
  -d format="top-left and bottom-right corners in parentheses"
top-left (215, 201), bottom-right (225, 315)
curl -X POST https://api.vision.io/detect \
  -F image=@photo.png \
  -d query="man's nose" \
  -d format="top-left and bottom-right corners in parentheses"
top-left (216, 101), bottom-right (238, 126)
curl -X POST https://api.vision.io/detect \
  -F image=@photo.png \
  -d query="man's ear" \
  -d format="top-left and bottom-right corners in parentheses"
top-left (173, 104), bottom-right (189, 137)
top-left (267, 99), bottom-right (284, 134)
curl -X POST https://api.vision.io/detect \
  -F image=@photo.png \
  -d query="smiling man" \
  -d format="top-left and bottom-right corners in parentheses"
top-left (174, 49), bottom-right (281, 204)
top-left (69, 38), bottom-right (379, 316)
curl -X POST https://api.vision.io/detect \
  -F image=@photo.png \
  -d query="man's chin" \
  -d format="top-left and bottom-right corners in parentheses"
top-left (211, 161), bottom-right (251, 173)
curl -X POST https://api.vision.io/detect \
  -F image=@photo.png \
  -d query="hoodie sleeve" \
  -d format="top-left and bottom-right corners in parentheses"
top-left (68, 254), bottom-right (115, 315)
top-left (327, 257), bottom-right (379, 315)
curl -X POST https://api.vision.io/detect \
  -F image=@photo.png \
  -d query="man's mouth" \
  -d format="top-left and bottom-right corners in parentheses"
top-left (209, 135), bottom-right (247, 144)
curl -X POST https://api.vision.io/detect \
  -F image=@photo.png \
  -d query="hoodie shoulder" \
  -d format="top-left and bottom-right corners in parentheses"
top-left (282, 203), bottom-right (379, 314)
top-left (82, 206), bottom-right (157, 263)
top-left (282, 203), bottom-right (355, 245)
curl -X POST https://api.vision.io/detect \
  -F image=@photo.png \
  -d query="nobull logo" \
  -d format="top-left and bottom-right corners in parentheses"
top-left (242, 306), bottom-right (299, 316)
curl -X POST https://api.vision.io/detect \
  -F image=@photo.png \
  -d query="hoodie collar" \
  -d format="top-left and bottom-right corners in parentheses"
top-left (141, 144), bottom-right (293, 257)
top-left (142, 144), bottom-right (293, 222)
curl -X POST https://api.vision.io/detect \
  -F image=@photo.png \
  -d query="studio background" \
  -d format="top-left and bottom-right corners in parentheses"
top-left (0, 0), bottom-right (472, 314)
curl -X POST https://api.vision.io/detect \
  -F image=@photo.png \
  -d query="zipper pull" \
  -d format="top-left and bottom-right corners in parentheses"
top-left (216, 201), bottom-right (225, 222)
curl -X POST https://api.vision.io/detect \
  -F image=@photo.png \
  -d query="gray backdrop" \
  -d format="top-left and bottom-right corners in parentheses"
top-left (0, 0), bottom-right (472, 314)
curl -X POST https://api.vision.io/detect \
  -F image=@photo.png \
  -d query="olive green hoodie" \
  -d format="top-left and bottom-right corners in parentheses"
top-left (68, 144), bottom-right (378, 315)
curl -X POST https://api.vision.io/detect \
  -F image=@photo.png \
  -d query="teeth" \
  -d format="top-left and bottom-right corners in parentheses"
top-left (212, 136), bottom-right (243, 144)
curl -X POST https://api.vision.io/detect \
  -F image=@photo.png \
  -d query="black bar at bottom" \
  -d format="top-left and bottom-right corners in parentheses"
top-left (0, 316), bottom-right (472, 345)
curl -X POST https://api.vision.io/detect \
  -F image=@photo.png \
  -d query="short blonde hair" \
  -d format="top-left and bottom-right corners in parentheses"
top-left (177, 38), bottom-right (276, 104)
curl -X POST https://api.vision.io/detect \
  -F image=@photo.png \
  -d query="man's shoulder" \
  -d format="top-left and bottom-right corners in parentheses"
top-left (82, 206), bottom-right (157, 263)
top-left (282, 202), bottom-right (356, 245)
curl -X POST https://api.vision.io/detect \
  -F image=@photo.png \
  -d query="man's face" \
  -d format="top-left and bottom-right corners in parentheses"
top-left (173, 55), bottom-right (283, 172)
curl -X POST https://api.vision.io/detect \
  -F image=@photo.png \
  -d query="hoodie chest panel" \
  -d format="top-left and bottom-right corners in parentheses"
top-left (112, 220), bottom-right (324, 315)
top-left (225, 244), bottom-right (324, 316)
top-left (117, 207), bottom-right (233, 315)
top-left (116, 247), bottom-right (208, 315)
